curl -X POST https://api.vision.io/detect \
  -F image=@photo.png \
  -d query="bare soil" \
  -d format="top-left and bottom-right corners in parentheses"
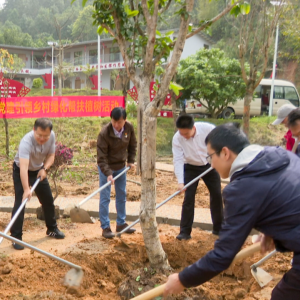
top-left (0, 160), bottom-right (293, 300)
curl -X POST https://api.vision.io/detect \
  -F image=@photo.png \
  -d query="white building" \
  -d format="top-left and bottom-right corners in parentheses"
top-left (0, 31), bottom-right (213, 91)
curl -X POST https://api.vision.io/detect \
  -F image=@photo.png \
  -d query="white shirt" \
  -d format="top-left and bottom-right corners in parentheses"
top-left (113, 126), bottom-right (124, 138)
top-left (172, 122), bottom-right (215, 183)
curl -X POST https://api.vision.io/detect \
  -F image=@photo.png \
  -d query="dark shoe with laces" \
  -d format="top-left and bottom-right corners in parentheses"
top-left (12, 237), bottom-right (24, 250)
top-left (116, 223), bottom-right (136, 234)
top-left (102, 227), bottom-right (115, 239)
top-left (176, 233), bottom-right (191, 240)
top-left (46, 227), bottom-right (65, 239)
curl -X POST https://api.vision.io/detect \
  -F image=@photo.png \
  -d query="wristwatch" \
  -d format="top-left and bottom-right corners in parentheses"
top-left (42, 166), bottom-right (48, 173)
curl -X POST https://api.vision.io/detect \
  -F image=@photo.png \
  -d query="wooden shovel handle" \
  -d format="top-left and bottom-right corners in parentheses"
top-left (130, 284), bottom-right (166, 300)
top-left (232, 242), bottom-right (261, 264)
top-left (131, 242), bottom-right (261, 300)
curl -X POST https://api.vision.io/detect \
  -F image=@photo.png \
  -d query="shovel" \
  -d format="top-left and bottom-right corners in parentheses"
top-left (0, 177), bottom-right (41, 245)
top-left (115, 167), bottom-right (213, 240)
top-left (250, 249), bottom-right (277, 287)
top-left (130, 243), bottom-right (261, 300)
top-left (70, 167), bottom-right (130, 223)
top-left (0, 231), bottom-right (84, 286)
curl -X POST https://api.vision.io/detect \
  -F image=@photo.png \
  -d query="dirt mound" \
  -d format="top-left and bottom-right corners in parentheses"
top-left (0, 213), bottom-right (293, 300)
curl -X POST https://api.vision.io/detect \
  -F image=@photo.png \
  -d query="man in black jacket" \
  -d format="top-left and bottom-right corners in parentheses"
top-left (164, 123), bottom-right (300, 299)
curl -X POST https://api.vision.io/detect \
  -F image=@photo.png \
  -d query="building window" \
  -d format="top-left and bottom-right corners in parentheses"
top-left (74, 51), bottom-right (82, 65)
top-left (109, 47), bottom-right (120, 62)
top-left (204, 44), bottom-right (209, 49)
top-left (89, 49), bottom-right (98, 64)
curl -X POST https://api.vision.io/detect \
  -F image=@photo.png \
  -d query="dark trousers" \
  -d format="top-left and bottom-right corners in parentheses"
top-left (180, 164), bottom-right (223, 235)
top-left (11, 162), bottom-right (57, 239)
top-left (271, 268), bottom-right (300, 299)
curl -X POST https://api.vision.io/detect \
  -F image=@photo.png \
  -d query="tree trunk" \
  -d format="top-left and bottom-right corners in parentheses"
top-left (243, 92), bottom-right (253, 136)
top-left (171, 92), bottom-right (178, 133)
top-left (140, 113), bottom-right (169, 269)
top-left (138, 86), bottom-right (169, 270)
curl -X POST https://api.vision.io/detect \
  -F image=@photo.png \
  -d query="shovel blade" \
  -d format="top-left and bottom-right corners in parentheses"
top-left (64, 268), bottom-right (84, 287)
top-left (251, 267), bottom-right (273, 288)
top-left (70, 207), bottom-right (94, 223)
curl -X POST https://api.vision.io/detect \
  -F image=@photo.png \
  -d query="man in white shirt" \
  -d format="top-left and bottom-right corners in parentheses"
top-left (172, 115), bottom-right (223, 240)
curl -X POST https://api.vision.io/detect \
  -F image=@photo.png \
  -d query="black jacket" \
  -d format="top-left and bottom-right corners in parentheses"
top-left (179, 146), bottom-right (300, 287)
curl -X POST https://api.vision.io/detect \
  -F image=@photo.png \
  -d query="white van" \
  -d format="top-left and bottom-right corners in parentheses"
top-left (185, 79), bottom-right (300, 118)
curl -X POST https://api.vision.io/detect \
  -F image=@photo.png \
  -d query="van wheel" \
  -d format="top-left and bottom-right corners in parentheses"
top-left (222, 108), bottom-right (234, 119)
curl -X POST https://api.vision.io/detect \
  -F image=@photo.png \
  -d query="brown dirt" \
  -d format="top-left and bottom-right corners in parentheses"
top-left (0, 160), bottom-right (292, 299)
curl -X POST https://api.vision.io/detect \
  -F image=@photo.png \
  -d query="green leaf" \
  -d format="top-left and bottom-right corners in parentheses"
top-left (230, 5), bottom-right (241, 17)
top-left (169, 81), bottom-right (184, 96)
top-left (240, 2), bottom-right (251, 15)
top-left (71, 0), bottom-right (77, 4)
top-left (136, 275), bottom-right (141, 282)
top-left (144, 267), bottom-right (148, 272)
top-left (138, 287), bottom-right (143, 291)
top-left (124, 5), bottom-right (139, 18)
top-left (188, 23), bottom-right (193, 33)
top-left (156, 30), bottom-right (162, 37)
top-left (82, 0), bottom-right (88, 7)
top-left (165, 31), bottom-right (174, 36)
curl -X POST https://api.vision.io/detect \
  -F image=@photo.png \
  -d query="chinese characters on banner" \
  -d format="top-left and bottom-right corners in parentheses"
top-left (0, 96), bottom-right (125, 119)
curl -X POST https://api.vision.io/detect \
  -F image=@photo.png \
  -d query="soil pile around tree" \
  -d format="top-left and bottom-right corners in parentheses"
top-left (0, 212), bottom-right (292, 300)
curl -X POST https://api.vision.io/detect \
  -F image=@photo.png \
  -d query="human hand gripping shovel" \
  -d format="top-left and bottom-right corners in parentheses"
top-left (70, 167), bottom-right (130, 223)
top-left (0, 177), bottom-right (41, 245)
top-left (0, 231), bottom-right (83, 286)
top-left (130, 242), bottom-right (262, 300)
top-left (115, 167), bottom-right (213, 246)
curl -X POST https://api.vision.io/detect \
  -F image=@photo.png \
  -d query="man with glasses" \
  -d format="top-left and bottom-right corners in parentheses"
top-left (172, 115), bottom-right (223, 240)
top-left (164, 122), bottom-right (300, 299)
top-left (11, 118), bottom-right (65, 250)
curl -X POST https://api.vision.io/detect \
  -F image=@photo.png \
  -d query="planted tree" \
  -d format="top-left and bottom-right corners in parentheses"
top-left (0, 49), bottom-right (14, 159)
top-left (75, 0), bottom-right (248, 269)
top-left (177, 48), bottom-right (246, 118)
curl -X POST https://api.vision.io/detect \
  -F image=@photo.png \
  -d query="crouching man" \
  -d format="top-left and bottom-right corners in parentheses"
top-left (164, 123), bottom-right (300, 299)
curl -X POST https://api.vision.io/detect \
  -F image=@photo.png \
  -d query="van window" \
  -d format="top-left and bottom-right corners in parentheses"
top-left (274, 86), bottom-right (284, 99)
top-left (285, 86), bottom-right (299, 107)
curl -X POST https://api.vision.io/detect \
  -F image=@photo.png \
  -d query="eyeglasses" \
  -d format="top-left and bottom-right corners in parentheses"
top-left (34, 132), bottom-right (51, 140)
top-left (206, 151), bottom-right (218, 164)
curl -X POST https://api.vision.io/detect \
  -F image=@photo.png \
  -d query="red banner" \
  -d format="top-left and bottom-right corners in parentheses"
top-left (0, 96), bottom-right (125, 119)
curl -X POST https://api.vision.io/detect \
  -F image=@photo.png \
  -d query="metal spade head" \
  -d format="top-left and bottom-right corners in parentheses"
top-left (70, 207), bottom-right (94, 223)
top-left (64, 268), bottom-right (84, 287)
top-left (251, 266), bottom-right (273, 288)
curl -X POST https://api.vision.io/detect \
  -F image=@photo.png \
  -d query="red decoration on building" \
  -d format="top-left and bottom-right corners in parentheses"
top-left (42, 72), bottom-right (55, 89)
top-left (0, 72), bottom-right (31, 97)
top-left (89, 75), bottom-right (102, 90)
top-left (128, 81), bottom-right (179, 105)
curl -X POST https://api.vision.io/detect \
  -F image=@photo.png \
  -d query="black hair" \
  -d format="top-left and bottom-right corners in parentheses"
top-left (34, 118), bottom-right (53, 131)
top-left (110, 107), bottom-right (127, 120)
top-left (176, 115), bottom-right (194, 129)
top-left (205, 122), bottom-right (249, 155)
top-left (287, 108), bottom-right (300, 127)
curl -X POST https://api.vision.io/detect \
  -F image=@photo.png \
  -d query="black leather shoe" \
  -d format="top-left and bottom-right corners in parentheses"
top-left (116, 223), bottom-right (136, 234)
top-left (46, 227), bottom-right (65, 239)
top-left (176, 233), bottom-right (191, 240)
top-left (102, 227), bottom-right (115, 239)
top-left (12, 239), bottom-right (24, 250)
top-left (212, 230), bottom-right (220, 236)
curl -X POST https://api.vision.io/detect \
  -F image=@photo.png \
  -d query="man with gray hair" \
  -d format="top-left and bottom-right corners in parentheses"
top-left (272, 104), bottom-right (296, 151)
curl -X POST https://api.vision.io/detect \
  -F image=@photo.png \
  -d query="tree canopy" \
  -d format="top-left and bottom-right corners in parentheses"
top-left (177, 48), bottom-right (246, 118)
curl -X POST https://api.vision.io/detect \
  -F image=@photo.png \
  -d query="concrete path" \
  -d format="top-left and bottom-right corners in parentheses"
top-left (0, 195), bottom-right (214, 232)
top-left (0, 162), bottom-right (223, 233)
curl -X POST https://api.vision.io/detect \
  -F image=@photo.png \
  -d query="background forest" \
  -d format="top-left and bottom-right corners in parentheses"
top-left (0, 0), bottom-right (300, 87)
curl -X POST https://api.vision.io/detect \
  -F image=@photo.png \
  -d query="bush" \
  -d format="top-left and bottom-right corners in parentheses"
top-left (32, 78), bottom-right (43, 89)
top-left (48, 142), bottom-right (73, 200)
